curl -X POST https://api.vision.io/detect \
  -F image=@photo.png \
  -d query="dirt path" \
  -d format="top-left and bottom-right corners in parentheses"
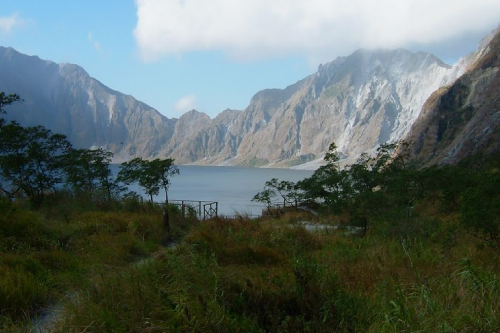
top-left (28, 242), bottom-right (179, 332)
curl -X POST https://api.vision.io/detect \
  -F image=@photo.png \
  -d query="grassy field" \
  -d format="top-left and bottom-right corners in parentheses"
top-left (1, 194), bottom-right (499, 332)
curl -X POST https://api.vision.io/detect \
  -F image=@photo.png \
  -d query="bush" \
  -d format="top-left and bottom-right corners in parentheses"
top-left (461, 172), bottom-right (500, 247)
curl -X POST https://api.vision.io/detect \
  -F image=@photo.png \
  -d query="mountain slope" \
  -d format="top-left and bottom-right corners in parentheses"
top-left (163, 48), bottom-right (463, 167)
top-left (0, 47), bottom-right (176, 161)
top-left (405, 27), bottom-right (500, 165)
top-left (0, 43), bottom-right (478, 167)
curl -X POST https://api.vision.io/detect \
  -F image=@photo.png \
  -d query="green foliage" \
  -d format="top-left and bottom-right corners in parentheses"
top-left (2, 90), bottom-right (500, 332)
top-left (2, 177), bottom-right (500, 332)
top-left (0, 266), bottom-right (51, 319)
top-left (62, 148), bottom-right (120, 200)
top-left (0, 122), bottom-right (72, 207)
top-left (0, 193), bottom-right (198, 330)
top-left (0, 92), bottom-right (126, 207)
top-left (297, 143), bottom-right (349, 214)
top-left (251, 187), bottom-right (275, 213)
top-left (252, 178), bottom-right (302, 214)
top-left (256, 140), bottom-right (500, 247)
top-left (0, 92), bottom-right (21, 128)
top-left (461, 170), bottom-right (500, 247)
top-left (324, 142), bottom-right (341, 165)
top-left (117, 157), bottom-right (179, 203)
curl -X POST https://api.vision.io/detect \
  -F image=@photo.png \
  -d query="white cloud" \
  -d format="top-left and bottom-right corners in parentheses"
top-left (174, 95), bottom-right (197, 115)
top-left (134, 0), bottom-right (500, 63)
top-left (88, 32), bottom-right (102, 52)
top-left (0, 13), bottom-right (23, 35)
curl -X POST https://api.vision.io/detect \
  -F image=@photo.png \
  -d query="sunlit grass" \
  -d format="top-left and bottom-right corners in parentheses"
top-left (1, 192), bottom-right (499, 332)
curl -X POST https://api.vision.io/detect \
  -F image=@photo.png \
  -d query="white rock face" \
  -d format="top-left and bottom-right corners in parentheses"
top-left (197, 48), bottom-right (465, 167)
top-left (160, 48), bottom-right (469, 168)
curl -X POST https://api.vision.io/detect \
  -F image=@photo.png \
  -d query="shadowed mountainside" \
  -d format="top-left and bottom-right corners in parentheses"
top-left (405, 26), bottom-right (500, 165)
top-left (0, 47), bottom-right (176, 162)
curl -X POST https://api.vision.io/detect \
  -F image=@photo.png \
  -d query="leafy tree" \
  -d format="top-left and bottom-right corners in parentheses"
top-left (63, 148), bottom-right (117, 199)
top-left (344, 153), bottom-right (375, 195)
top-left (324, 142), bottom-right (341, 166)
top-left (461, 166), bottom-right (500, 247)
top-left (298, 142), bottom-right (349, 213)
top-left (431, 153), bottom-right (499, 212)
top-left (297, 141), bottom-right (422, 233)
top-left (265, 178), bottom-right (301, 207)
top-left (0, 122), bottom-right (72, 206)
top-left (147, 158), bottom-right (179, 204)
top-left (369, 142), bottom-right (427, 237)
top-left (117, 157), bottom-right (179, 228)
top-left (252, 188), bottom-right (276, 214)
top-left (341, 153), bottom-right (383, 234)
top-left (0, 92), bottom-right (21, 128)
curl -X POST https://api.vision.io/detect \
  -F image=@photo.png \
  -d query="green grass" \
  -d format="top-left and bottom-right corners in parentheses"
top-left (1, 194), bottom-right (499, 332)
top-left (0, 194), bottom-right (196, 331)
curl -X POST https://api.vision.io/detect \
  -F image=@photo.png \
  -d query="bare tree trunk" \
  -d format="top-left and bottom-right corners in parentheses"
top-left (163, 188), bottom-right (170, 232)
top-left (163, 205), bottom-right (170, 232)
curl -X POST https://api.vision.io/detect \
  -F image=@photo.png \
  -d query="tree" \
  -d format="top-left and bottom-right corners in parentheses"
top-left (461, 168), bottom-right (500, 247)
top-left (252, 178), bottom-right (302, 216)
top-left (265, 178), bottom-right (302, 207)
top-left (0, 93), bottom-right (21, 128)
top-left (0, 122), bottom-right (72, 206)
top-left (252, 188), bottom-right (276, 215)
top-left (341, 153), bottom-right (382, 235)
top-left (117, 157), bottom-right (179, 229)
top-left (298, 142), bottom-right (348, 213)
top-left (63, 148), bottom-right (117, 199)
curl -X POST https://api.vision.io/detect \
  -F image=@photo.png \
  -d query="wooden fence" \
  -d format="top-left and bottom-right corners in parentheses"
top-left (169, 200), bottom-right (218, 220)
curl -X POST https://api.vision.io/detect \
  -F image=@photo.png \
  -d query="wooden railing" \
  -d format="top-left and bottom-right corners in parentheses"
top-left (169, 200), bottom-right (218, 220)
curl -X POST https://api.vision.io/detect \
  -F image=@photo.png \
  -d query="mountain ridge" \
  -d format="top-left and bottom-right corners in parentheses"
top-left (0, 46), bottom-right (177, 162)
top-left (0, 31), bottom-right (493, 167)
top-left (405, 25), bottom-right (500, 165)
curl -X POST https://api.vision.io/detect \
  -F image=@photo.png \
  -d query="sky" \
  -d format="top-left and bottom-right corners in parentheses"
top-left (1, 1), bottom-right (500, 119)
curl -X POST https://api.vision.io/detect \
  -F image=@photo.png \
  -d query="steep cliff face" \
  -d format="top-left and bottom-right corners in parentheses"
top-left (0, 40), bottom-right (485, 167)
top-left (405, 27), bottom-right (500, 165)
top-left (162, 109), bottom-right (242, 164)
top-left (0, 47), bottom-right (176, 161)
top-left (218, 48), bottom-right (460, 166)
top-left (160, 48), bottom-right (463, 167)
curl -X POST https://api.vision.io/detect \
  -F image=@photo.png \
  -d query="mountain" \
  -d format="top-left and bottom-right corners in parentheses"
top-left (161, 49), bottom-right (465, 167)
top-left (0, 47), bottom-right (176, 161)
top-left (405, 26), bottom-right (500, 165)
top-left (0, 41), bottom-right (480, 167)
top-left (162, 109), bottom-right (241, 164)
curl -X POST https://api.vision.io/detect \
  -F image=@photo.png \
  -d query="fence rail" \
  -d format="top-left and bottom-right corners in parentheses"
top-left (169, 200), bottom-right (218, 220)
top-left (152, 199), bottom-right (311, 220)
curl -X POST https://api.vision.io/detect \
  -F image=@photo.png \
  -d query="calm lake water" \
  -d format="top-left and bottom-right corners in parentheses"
top-left (113, 165), bottom-right (314, 217)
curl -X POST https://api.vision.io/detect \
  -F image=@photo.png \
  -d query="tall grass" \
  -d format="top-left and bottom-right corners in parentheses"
top-left (0, 194), bottom-right (191, 331)
top-left (1, 193), bottom-right (499, 332)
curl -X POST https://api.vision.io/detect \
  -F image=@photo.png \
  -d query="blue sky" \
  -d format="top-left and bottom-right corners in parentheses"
top-left (1, 1), bottom-right (499, 119)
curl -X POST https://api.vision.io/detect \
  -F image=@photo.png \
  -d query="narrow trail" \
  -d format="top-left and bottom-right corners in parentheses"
top-left (30, 293), bottom-right (78, 333)
top-left (29, 241), bottom-right (179, 332)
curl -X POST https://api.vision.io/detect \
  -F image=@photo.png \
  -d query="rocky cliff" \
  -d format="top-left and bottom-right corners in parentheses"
top-left (163, 48), bottom-right (464, 167)
top-left (0, 39), bottom-right (484, 167)
top-left (405, 27), bottom-right (500, 165)
top-left (0, 47), bottom-right (176, 161)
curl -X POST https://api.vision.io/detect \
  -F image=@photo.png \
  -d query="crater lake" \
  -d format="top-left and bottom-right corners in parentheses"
top-left (114, 165), bottom-right (314, 217)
